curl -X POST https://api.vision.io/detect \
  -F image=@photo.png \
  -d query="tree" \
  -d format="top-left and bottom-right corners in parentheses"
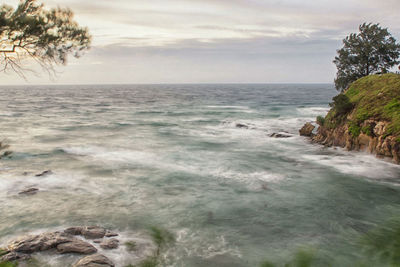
top-left (0, 0), bottom-right (91, 78)
top-left (333, 23), bottom-right (400, 91)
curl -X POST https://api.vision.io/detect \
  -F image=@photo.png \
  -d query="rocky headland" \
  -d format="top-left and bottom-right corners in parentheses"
top-left (300, 74), bottom-right (400, 164)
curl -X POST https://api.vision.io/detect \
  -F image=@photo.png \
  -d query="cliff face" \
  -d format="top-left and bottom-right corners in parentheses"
top-left (301, 74), bottom-right (400, 164)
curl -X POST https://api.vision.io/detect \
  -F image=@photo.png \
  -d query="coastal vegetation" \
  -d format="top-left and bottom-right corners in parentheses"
top-left (0, 0), bottom-right (91, 78)
top-left (333, 23), bottom-right (400, 91)
top-left (303, 73), bottom-right (400, 163)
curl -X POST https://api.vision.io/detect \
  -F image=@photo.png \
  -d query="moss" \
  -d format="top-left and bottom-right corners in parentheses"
top-left (0, 262), bottom-right (18, 267)
top-left (316, 116), bottom-right (325, 126)
top-left (361, 125), bottom-right (373, 136)
top-left (349, 122), bottom-right (361, 138)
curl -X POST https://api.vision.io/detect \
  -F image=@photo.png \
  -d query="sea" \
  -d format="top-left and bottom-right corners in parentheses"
top-left (0, 84), bottom-right (400, 267)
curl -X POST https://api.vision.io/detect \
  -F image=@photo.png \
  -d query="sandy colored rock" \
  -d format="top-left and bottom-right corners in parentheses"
top-left (299, 122), bottom-right (315, 137)
top-left (73, 254), bottom-right (115, 267)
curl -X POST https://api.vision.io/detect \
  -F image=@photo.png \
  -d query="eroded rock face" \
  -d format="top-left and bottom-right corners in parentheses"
top-left (73, 254), bottom-right (115, 267)
top-left (299, 122), bottom-right (315, 137)
top-left (305, 119), bottom-right (400, 164)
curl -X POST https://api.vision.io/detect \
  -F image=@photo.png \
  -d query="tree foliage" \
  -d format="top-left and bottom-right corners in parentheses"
top-left (333, 23), bottom-right (400, 91)
top-left (0, 0), bottom-right (91, 77)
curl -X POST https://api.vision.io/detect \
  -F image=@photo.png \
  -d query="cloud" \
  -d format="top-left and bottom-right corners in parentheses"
top-left (1, 0), bottom-right (399, 84)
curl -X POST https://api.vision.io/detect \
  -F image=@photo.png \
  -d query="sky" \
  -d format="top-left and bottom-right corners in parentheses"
top-left (1, 0), bottom-right (400, 84)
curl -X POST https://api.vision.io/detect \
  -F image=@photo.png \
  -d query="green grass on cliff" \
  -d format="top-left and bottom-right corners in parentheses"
top-left (324, 73), bottom-right (400, 137)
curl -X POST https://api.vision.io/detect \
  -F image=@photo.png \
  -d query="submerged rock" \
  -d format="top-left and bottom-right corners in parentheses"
top-left (100, 238), bottom-right (119, 250)
top-left (235, 123), bottom-right (249, 129)
top-left (73, 254), bottom-right (115, 267)
top-left (269, 132), bottom-right (292, 138)
top-left (18, 188), bottom-right (39, 196)
top-left (35, 170), bottom-right (52, 177)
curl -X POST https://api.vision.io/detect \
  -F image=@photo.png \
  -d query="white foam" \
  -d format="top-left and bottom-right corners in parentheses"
top-left (302, 150), bottom-right (400, 179)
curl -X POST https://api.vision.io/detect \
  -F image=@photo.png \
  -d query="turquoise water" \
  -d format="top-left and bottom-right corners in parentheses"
top-left (0, 84), bottom-right (400, 266)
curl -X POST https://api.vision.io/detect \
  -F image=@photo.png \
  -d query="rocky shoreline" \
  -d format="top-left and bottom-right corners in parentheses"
top-left (300, 121), bottom-right (400, 164)
top-left (0, 226), bottom-right (155, 267)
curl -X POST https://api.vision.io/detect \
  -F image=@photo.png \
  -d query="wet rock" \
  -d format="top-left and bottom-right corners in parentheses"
top-left (269, 132), bottom-right (292, 138)
top-left (57, 240), bottom-right (97, 254)
top-left (7, 232), bottom-right (73, 253)
top-left (35, 170), bottom-right (52, 177)
top-left (18, 188), bottom-right (39, 196)
top-left (104, 231), bottom-right (118, 237)
top-left (100, 239), bottom-right (119, 250)
top-left (1, 251), bottom-right (31, 262)
top-left (65, 227), bottom-right (84, 236)
top-left (299, 122), bottom-right (315, 137)
top-left (93, 239), bottom-right (102, 244)
top-left (73, 254), bottom-right (115, 267)
top-left (235, 123), bottom-right (249, 129)
top-left (81, 226), bottom-right (106, 239)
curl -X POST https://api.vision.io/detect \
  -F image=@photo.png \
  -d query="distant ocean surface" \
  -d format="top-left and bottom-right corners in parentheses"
top-left (1, 84), bottom-right (400, 266)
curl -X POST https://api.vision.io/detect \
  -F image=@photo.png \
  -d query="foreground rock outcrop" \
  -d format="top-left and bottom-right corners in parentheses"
top-left (0, 227), bottom-right (119, 266)
top-left (300, 74), bottom-right (400, 164)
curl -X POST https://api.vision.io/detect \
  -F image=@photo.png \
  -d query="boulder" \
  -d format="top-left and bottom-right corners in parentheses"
top-left (81, 226), bottom-right (106, 239)
top-left (299, 122), bottom-right (315, 137)
top-left (57, 239), bottom-right (97, 254)
top-left (269, 133), bottom-right (292, 138)
top-left (1, 251), bottom-right (31, 262)
top-left (7, 232), bottom-right (74, 253)
top-left (18, 188), bottom-right (39, 196)
top-left (235, 123), bottom-right (249, 129)
top-left (100, 239), bottom-right (119, 250)
top-left (73, 254), bottom-right (115, 267)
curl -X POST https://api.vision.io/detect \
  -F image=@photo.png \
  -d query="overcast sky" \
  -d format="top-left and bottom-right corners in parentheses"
top-left (1, 0), bottom-right (400, 84)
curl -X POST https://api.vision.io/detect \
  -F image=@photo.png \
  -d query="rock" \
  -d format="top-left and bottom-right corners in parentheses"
top-left (35, 170), bottom-right (52, 177)
top-left (104, 231), bottom-right (118, 237)
top-left (299, 122), bottom-right (315, 137)
top-left (1, 251), bottom-right (31, 262)
top-left (81, 226), bottom-right (106, 239)
top-left (100, 238), bottom-right (119, 250)
top-left (235, 123), bottom-right (249, 129)
top-left (269, 133), bottom-right (292, 138)
top-left (57, 239), bottom-right (97, 254)
top-left (65, 227), bottom-right (84, 235)
top-left (7, 232), bottom-right (74, 253)
top-left (73, 254), bottom-right (115, 267)
top-left (18, 188), bottom-right (39, 195)
top-left (93, 239), bottom-right (102, 244)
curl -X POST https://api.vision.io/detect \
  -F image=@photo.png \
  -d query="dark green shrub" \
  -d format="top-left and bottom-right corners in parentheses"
top-left (349, 122), bottom-right (361, 138)
top-left (316, 116), bottom-right (325, 126)
top-left (330, 94), bottom-right (353, 116)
